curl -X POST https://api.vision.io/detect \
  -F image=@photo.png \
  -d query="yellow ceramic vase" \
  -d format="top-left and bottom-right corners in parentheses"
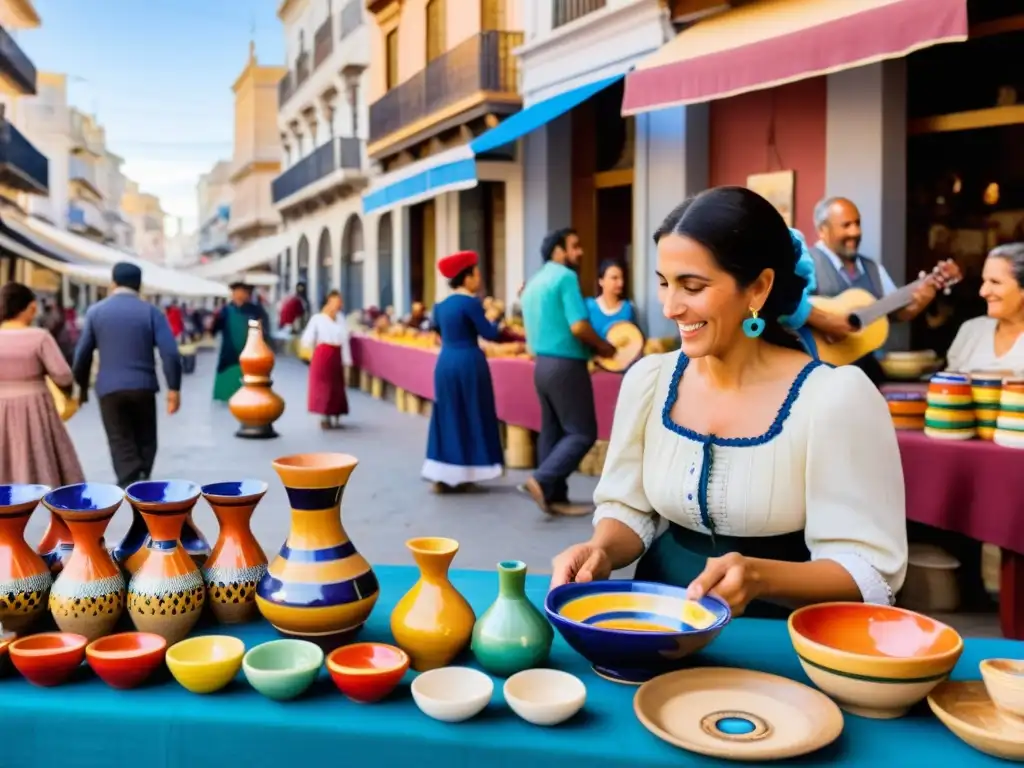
top-left (390, 537), bottom-right (475, 671)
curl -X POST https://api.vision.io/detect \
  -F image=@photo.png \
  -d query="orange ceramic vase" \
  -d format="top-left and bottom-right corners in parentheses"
top-left (200, 480), bottom-right (269, 624)
top-left (43, 483), bottom-right (127, 642)
top-left (125, 481), bottom-right (207, 644)
top-left (0, 485), bottom-right (53, 633)
top-left (228, 319), bottom-right (285, 439)
top-left (390, 537), bottom-right (476, 672)
top-left (256, 453), bottom-right (379, 646)
top-left (36, 507), bottom-right (73, 574)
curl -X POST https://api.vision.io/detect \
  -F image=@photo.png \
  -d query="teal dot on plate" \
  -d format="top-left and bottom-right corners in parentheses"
top-left (715, 716), bottom-right (756, 735)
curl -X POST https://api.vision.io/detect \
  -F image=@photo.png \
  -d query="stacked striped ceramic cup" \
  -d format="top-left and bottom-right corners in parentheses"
top-left (994, 378), bottom-right (1024, 448)
top-left (970, 373), bottom-right (1004, 441)
top-left (924, 372), bottom-right (976, 440)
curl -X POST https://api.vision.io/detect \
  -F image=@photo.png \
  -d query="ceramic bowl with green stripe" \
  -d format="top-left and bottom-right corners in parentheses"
top-left (788, 602), bottom-right (963, 720)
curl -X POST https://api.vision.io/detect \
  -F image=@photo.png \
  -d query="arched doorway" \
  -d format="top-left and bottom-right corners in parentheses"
top-left (316, 227), bottom-right (332, 305)
top-left (296, 236), bottom-right (310, 291)
top-left (341, 214), bottom-right (364, 312)
top-left (377, 213), bottom-right (393, 310)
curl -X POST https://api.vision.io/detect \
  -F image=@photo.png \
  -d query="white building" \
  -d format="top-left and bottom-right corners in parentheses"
top-left (196, 159), bottom-right (233, 260)
top-left (273, 0), bottom-right (370, 309)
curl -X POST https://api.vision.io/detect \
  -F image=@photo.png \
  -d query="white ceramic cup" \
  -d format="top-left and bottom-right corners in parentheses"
top-left (411, 666), bottom-right (493, 723)
top-left (504, 668), bottom-right (586, 726)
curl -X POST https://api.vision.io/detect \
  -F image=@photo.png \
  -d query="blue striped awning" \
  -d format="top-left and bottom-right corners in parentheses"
top-left (362, 74), bottom-right (624, 216)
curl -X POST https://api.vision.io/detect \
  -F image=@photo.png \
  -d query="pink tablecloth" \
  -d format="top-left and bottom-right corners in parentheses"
top-left (350, 337), bottom-right (621, 440)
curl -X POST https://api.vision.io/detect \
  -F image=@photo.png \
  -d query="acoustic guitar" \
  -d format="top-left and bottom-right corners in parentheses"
top-left (808, 260), bottom-right (961, 367)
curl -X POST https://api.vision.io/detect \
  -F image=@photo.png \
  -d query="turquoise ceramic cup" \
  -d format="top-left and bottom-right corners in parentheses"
top-left (242, 639), bottom-right (324, 701)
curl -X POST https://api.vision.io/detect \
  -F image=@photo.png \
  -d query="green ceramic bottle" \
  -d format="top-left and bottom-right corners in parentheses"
top-left (471, 560), bottom-right (554, 676)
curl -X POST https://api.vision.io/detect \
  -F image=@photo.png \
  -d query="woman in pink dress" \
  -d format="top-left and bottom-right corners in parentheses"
top-left (0, 282), bottom-right (85, 487)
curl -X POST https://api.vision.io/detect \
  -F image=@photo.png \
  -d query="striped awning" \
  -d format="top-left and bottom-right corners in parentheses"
top-left (622, 0), bottom-right (968, 115)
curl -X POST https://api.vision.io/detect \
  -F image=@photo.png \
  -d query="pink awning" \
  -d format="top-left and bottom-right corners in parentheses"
top-left (622, 0), bottom-right (968, 115)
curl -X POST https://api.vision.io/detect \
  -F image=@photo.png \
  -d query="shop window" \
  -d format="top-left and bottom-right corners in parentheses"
top-left (426, 0), bottom-right (446, 62)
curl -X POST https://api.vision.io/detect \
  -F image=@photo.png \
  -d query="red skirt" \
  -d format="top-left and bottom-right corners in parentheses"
top-left (308, 344), bottom-right (349, 416)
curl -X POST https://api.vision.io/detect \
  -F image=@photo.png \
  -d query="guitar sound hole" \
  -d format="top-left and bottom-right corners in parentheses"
top-left (847, 315), bottom-right (863, 331)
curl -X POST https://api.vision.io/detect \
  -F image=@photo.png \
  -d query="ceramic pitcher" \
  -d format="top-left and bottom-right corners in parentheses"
top-left (255, 453), bottom-right (379, 645)
top-left (471, 560), bottom-right (553, 676)
top-left (42, 483), bottom-right (127, 642)
top-left (391, 537), bottom-right (475, 671)
top-left (0, 485), bottom-right (53, 633)
top-left (200, 480), bottom-right (269, 624)
top-left (125, 481), bottom-right (207, 644)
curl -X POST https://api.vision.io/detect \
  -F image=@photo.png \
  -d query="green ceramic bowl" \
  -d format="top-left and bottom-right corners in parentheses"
top-left (242, 639), bottom-right (324, 701)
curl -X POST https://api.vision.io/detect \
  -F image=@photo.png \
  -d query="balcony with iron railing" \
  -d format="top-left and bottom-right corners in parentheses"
top-left (278, 70), bottom-right (294, 107)
top-left (295, 51), bottom-right (310, 88)
top-left (340, 0), bottom-right (363, 41)
top-left (67, 200), bottom-right (106, 236)
top-left (553, 0), bottom-right (607, 27)
top-left (0, 119), bottom-right (47, 194)
top-left (314, 17), bottom-right (334, 69)
top-left (0, 24), bottom-right (36, 94)
top-left (271, 136), bottom-right (364, 204)
top-left (369, 30), bottom-right (523, 149)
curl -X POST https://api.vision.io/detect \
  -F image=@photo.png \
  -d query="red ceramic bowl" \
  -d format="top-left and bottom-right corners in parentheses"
top-left (327, 642), bottom-right (409, 703)
top-left (10, 632), bottom-right (88, 686)
top-left (86, 632), bottom-right (168, 689)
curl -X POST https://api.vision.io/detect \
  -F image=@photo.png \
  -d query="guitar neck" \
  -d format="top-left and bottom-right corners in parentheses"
top-left (848, 279), bottom-right (921, 328)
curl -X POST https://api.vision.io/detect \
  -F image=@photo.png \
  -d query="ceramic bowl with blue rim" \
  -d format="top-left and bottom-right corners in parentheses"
top-left (544, 580), bottom-right (731, 684)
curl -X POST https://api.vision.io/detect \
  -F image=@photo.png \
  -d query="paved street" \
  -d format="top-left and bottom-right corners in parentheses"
top-left (47, 348), bottom-right (602, 576)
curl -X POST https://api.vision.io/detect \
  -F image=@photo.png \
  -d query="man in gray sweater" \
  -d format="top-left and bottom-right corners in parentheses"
top-left (72, 262), bottom-right (183, 487)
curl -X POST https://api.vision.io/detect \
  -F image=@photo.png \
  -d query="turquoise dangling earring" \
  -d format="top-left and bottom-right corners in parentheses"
top-left (742, 307), bottom-right (765, 338)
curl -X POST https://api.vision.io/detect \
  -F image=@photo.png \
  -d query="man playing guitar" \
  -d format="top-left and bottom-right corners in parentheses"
top-left (806, 196), bottom-right (960, 383)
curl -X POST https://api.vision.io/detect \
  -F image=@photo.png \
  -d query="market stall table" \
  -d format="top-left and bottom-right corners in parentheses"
top-left (898, 430), bottom-right (1024, 639)
top-left (0, 565), bottom-right (1016, 767)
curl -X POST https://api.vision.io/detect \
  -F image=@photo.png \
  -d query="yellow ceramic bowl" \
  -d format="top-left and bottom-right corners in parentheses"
top-left (166, 635), bottom-right (245, 694)
top-left (788, 602), bottom-right (963, 719)
top-left (980, 659), bottom-right (1024, 717)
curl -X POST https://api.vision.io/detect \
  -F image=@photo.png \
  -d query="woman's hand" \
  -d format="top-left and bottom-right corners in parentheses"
top-left (550, 543), bottom-right (612, 589)
top-left (686, 552), bottom-right (763, 616)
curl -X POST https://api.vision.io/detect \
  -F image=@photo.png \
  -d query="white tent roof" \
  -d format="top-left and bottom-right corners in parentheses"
top-left (0, 226), bottom-right (110, 285)
top-left (20, 216), bottom-right (230, 298)
top-left (189, 232), bottom-right (287, 280)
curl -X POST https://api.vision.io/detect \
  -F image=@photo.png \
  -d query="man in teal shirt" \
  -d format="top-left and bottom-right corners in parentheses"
top-left (520, 228), bottom-right (615, 516)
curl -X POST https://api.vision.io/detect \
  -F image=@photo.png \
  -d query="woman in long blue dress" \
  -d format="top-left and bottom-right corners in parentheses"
top-left (422, 250), bottom-right (505, 493)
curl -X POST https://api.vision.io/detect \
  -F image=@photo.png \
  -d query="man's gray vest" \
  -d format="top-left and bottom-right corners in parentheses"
top-left (809, 245), bottom-right (884, 300)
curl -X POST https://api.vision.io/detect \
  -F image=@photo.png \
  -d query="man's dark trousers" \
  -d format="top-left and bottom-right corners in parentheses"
top-left (99, 389), bottom-right (158, 487)
top-left (533, 355), bottom-right (597, 503)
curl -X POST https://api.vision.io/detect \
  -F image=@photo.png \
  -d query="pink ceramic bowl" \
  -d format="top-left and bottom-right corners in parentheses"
top-left (10, 632), bottom-right (88, 686)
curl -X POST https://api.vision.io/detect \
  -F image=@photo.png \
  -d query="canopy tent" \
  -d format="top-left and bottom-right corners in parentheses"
top-left (188, 232), bottom-right (288, 280)
top-left (20, 215), bottom-right (230, 299)
top-left (621, 0), bottom-right (967, 115)
top-left (0, 217), bottom-right (110, 285)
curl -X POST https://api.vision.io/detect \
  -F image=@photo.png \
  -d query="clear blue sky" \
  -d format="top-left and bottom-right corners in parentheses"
top-left (21, 0), bottom-right (285, 233)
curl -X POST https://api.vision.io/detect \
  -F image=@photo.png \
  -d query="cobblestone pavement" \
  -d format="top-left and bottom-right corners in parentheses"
top-left (46, 347), bottom-right (999, 637)
top-left (47, 348), bottom-right (601, 576)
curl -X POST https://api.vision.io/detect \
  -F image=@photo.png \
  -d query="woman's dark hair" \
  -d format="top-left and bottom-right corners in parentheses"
top-left (448, 265), bottom-right (476, 290)
top-left (0, 281), bottom-right (36, 323)
top-left (321, 289), bottom-right (341, 310)
top-left (653, 186), bottom-right (807, 352)
top-left (595, 259), bottom-right (624, 297)
top-left (989, 242), bottom-right (1024, 285)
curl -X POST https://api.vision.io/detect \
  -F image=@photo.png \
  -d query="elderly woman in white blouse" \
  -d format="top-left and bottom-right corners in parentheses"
top-left (551, 187), bottom-right (908, 618)
top-left (947, 242), bottom-right (1024, 373)
top-left (301, 289), bottom-right (352, 429)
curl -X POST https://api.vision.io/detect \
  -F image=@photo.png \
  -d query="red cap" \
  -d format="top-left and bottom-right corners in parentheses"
top-left (438, 250), bottom-right (478, 279)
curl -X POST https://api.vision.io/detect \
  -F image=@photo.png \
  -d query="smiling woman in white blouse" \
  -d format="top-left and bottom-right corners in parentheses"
top-left (300, 290), bottom-right (352, 429)
top-left (947, 243), bottom-right (1024, 374)
top-left (550, 187), bottom-right (908, 618)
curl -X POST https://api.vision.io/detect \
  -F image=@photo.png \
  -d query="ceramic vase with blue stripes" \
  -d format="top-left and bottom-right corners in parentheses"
top-left (256, 453), bottom-right (379, 647)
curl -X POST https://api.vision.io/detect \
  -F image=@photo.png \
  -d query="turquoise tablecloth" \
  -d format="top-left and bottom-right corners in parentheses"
top-left (1, 565), bottom-right (1017, 767)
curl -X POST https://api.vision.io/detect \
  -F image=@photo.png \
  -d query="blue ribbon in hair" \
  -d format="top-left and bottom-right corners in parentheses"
top-left (778, 228), bottom-right (820, 359)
